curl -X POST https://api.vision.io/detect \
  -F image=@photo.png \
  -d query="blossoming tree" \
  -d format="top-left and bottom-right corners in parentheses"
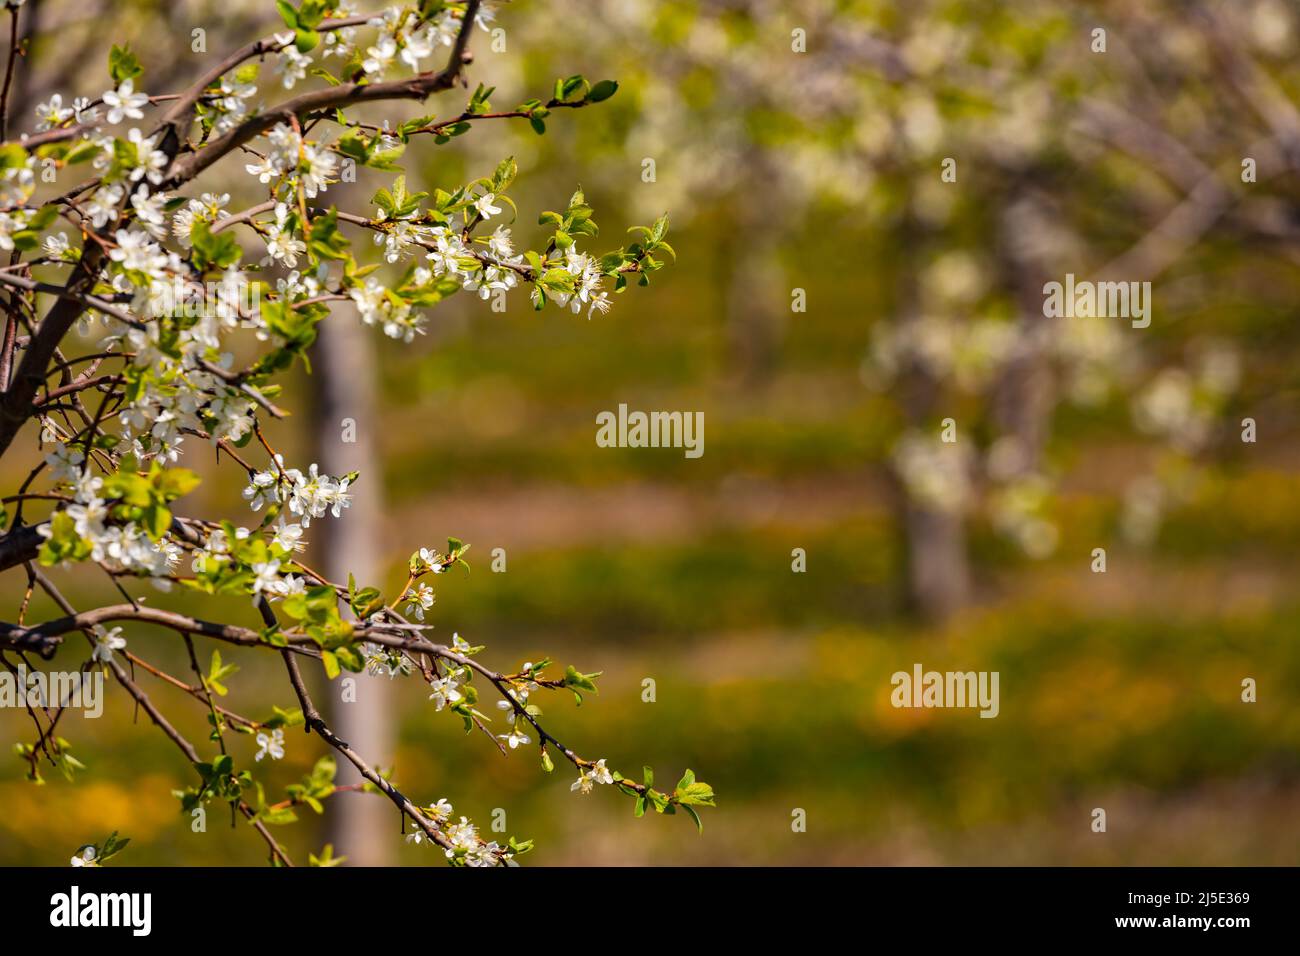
top-left (514, 0), bottom-right (1282, 620)
top-left (0, 0), bottom-right (712, 866)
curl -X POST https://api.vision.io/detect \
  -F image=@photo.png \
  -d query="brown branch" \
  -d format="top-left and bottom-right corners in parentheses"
top-left (0, 272), bottom-right (141, 327)
top-left (280, 648), bottom-right (454, 852)
top-left (162, 0), bottom-right (481, 190)
top-left (35, 373), bottom-right (115, 406)
top-left (27, 566), bottom-right (294, 866)
top-left (123, 650), bottom-right (261, 731)
top-left (1093, 139), bottom-right (1282, 283)
top-left (0, 244), bottom-right (104, 460)
top-left (0, 522), bottom-right (43, 579)
top-left (151, 14), bottom-right (372, 160)
top-left (2, 603), bottom-right (275, 647)
top-left (0, 3), bottom-right (21, 141)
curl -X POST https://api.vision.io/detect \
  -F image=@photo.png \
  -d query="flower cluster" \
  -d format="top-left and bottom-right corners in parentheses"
top-left (1132, 346), bottom-right (1240, 454)
top-left (868, 314), bottom-right (1018, 394)
top-left (242, 456), bottom-right (353, 527)
top-left (405, 798), bottom-right (516, 867)
top-left (35, 462), bottom-right (183, 580)
top-left (34, 92), bottom-right (98, 132)
top-left (245, 123), bottom-right (338, 199)
top-left (891, 431), bottom-right (973, 514)
top-left (571, 758), bottom-right (614, 794)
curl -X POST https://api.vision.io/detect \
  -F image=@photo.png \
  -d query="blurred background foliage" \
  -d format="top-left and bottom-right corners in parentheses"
top-left (2, 0), bottom-right (1299, 864)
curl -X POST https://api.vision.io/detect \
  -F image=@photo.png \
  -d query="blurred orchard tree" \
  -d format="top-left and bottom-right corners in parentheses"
top-left (0, 0), bottom-right (714, 866)
top-left (506, 0), bottom-right (1297, 618)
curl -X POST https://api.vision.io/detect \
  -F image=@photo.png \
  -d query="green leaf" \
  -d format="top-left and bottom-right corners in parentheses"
top-left (154, 466), bottom-right (200, 501)
top-left (260, 806), bottom-right (298, 825)
top-left (103, 471), bottom-right (151, 506)
top-left (0, 143), bottom-right (27, 170)
top-left (296, 0), bottom-right (328, 28)
top-left (675, 779), bottom-right (716, 807)
top-left (651, 213), bottom-right (670, 244)
top-left (275, 0), bottom-right (299, 29)
top-left (348, 585), bottom-right (384, 619)
top-left (306, 207), bottom-right (351, 261)
top-left (98, 830), bottom-right (131, 862)
top-left (295, 28), bottom-right (321, 54)
top-left (308, 844), bottom-right (346, 867)
top-left (587, 80), bottom-right (619, 103)
top-left (559, 74), bottom-right (589, 101)
top-left (37, 511), bottom-right (91, 566)
top-left (189, 221), bottom-right (241, 272)
top-left (205, 649), bottom-right (239, 697)
top-left (63, 140), bottom-right (101, 165)
top-left (491, 156), bottom-right (517, 192)
top-left (108, 45), bottom-right (143, 84)
top-left (563, 665), bottom-right (600, 693)
top-left (260, 705), bottom-right (303, 730)
top-left (333, 644), bottom-right (366, 673)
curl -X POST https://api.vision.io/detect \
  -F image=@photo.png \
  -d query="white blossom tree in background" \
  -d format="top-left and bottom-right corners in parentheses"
top-left (0, 0), bottom-right (713, 866)
top-left (513, 0), bottom-right (1293, 619)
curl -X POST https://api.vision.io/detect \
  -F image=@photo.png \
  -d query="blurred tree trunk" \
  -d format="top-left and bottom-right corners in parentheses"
top-left (902, 502), bottom-right (971, 620)
top-left (896, 205), bottom-right (971, 621)
top-left (724, 231), bottom-right (785, 385)
top-left (721, 175), bottom-right (787, 385)
top-left (311, 312), bottom-right (394, 866)
top-left (992, 183), bottom-right (1057, 477)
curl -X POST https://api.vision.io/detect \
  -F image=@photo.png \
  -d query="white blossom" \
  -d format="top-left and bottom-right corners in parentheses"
top-left (91, 625), bottom-right (126, 663)
top-left (255, 728), bottom-right (285, 761)
top-left (498, 728), bottom-right (531, 749)
top-left (571, 758), bottom-right (614, 794)
top-left (35, 94), bottom-right (74, 131)
top-left (124, 128), bottom-right (168, 184)
top-left (70, 846), bottom-right (97, 868)
top-left (404, 582), bottom-right (435, 621)
top-left (473, 192), bottom-right (502, 220)
top-left (103, 80), bottom-right (148, 125)
top-left (275, 37), bottom-right (313, 89)
top-left (427, 672), bottom-right (463, 711)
